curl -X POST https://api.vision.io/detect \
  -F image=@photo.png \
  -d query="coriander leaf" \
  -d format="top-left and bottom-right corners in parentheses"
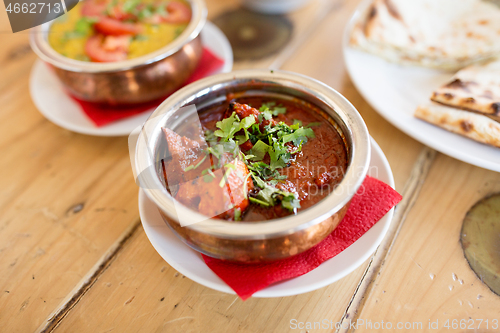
top-left (282, 193), bottom-right (301, 211)
top-left (249, 197), bottom-right (270, 207)
top-left (249, 176), bottom-right (299, 211)
top-left (243, 154), bottom-right (256, 160)
top-left (134, 35), bottom-right (149, 41)
top-left (106, 0), bottom-right (118, 15)
top-left (155, 4), bottom-right (167, 16)
top-left (122, 0), bottom-right (141, 13)
top-left (235, 131), bottom-right (248, 144)
top-left (248, 140), bottom-right (269, 161)
top-left (219, 163), bottom-right (237, 187)
top-left (291, 119), bottom-right (302, 130)
top-left (138, 6), bottom-right (153, 19)
top-left (235, 116), bottom-right (256, 144)
top-left (214, 113), bottom-right (255, 142)
top-left (272, 106), bottom-right (287, 116)
top-left (268, 141), bottom-right (289, 170)
top-left (282, 127), bottom-right (315, 146)
top-left (261, 110), bottom-right (273, 121)
top-left (259, 102), bottom-right (275, 110)
top-left (74, 17), bottom-right (97, 36)
top-left (240, 115), bottom-right (256, 129)
top-left (183, 154), bottom-right (207, 172)
top-left (253, 185), bottom-right (277, 206)
top-left (305, 122), bottom-right (322, 128)
top-left (203, 174), bottom-right (214, 183)
top-left (207, 144), bottom-right (224, 159)
top-left (214, 112), bottom-right (239, 141)
top-left (234, 208), bottom-right (241, 221)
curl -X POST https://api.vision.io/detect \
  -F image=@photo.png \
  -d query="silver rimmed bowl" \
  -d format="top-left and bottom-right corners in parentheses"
top-left (135, 69), bottom-right (371, 262)
top-left (30, 0), bottom-right (207, 105)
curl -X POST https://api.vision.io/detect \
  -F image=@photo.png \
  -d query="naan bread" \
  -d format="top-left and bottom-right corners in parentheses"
top-left (415, 102), bottom-right (500, 148)
top-left (431, 58), bottom-right (500, 122)
top-left (350, 0), bottom-right (500, 70)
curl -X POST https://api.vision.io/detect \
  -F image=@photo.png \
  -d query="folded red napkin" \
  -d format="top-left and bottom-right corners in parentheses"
top-left (202, 176), bottom-right (402, 300)
top-left (70, 48), bottom-right (225, 127)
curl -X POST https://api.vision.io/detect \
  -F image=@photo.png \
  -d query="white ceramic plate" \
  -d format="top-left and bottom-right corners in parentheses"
top-left (343, 1), bottom-right (500, 172)
top-left (29, 21), bottom-right (233, 137)
top-left (139, 137), bottom-right (395, 298)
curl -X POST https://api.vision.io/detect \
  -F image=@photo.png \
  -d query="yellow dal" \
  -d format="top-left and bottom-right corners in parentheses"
top-left (48, 2), bottom-right (188, 61)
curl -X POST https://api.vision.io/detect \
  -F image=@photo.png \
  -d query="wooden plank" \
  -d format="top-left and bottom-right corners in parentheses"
top-left (346, 153), bottom-right (500, 332)
top-left (0, 39), bottom-right (142, 332)
top-left (337, 147), bottom-right (436, 333)
top-left (0, 1), bottom-right (361, 331)
top-left (50, 227), bottom-right (372, 333)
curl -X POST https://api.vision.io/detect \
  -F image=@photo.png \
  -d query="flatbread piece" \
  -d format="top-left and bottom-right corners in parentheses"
top-left (350, 0), bottom-right (500, 70)
top-left (415, 102), bottom-right (500, 148)
top-left (431, 58), bottom-right (500, 122)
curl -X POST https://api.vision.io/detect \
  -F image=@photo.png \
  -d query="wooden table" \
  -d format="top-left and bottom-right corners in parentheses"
top-left (1, 0), bottom-right (499, 332)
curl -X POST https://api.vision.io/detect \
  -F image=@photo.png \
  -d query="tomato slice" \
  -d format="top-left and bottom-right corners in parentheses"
top-left (94, 17), bottom-right (143, 36)
top-left (81, 0), bottom-right (107, 17)
top-left (85, 35), bottom-right (128, 62)
top-left (163, 1), bottom-right (191, 24)
top-left (107, 5), bottom-right (137, 21)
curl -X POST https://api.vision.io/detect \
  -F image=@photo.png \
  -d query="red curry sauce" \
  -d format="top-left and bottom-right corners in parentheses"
top-left (162, 96), bottom-right (348, 222)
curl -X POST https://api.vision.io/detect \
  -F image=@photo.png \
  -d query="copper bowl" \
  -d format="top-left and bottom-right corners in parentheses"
top-left (30, 0), bottom-right (207, 105)
top-left (135, 70), bottom-right (371, 262)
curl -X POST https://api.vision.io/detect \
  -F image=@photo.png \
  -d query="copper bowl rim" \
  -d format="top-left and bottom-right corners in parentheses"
top-left (135, 69), bottom-right (371, 240)
top-left (29, 0), bottom-right (207, 73)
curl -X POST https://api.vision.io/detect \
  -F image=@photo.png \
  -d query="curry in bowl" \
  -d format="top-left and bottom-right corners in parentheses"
top-left (135, 70), bottom-right (370, 261)
top-left (161, 95), bottom-right (348, 222)
top-left (49, 0), bottom-right (191, 62)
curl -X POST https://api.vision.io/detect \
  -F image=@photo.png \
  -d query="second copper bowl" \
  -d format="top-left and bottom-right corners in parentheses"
top-left (30, 0), bottom-right (207, 105)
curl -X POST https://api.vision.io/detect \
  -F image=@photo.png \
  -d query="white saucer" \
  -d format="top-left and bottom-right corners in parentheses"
top-left (29, 21), bottom-right (233, 137)
top-left (139, 137), bottom-right (396, 298)
top-left (343, 0), bottom-right (500, 172)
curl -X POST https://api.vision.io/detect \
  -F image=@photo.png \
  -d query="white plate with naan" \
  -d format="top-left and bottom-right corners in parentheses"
top-left (343, 0), bottom-right (500, 172)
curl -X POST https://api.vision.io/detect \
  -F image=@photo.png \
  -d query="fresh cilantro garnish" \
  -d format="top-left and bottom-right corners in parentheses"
top-left (122, 0), bottom-right (141, 13)
top-left (134, 35), bottom-right (149, 41)
top-left (74, 17), bottom-right (98, 36)
top-left (214, 112), bottom-right (255, 143)
top-left (196, 101), bottom-right (317, 214)
top-left (60, 17), bottom-right (97, 42)
top-left (281, 193), bottom-right (301, 210)
top-left (292, 119), bottom-right (302, 128)
top-left (234, 208), bottom-right (242, 221)
top-left (258, 102), bottom-right (287, 122)
top-left (138, 5), bottom-right (154, 19)
top-left (201, 167), bottom-right (216, 183)
top-left (155, 4), bottom-right (167, 16)
top-left (282, 127), bottom-right (315, 146)
top-left (183, 155), bottom-right (207, 172)
top-left (106, 0), bottom-right (118, 15)
top-left (268, 139), bottom-right (291, 170)
top-left (305, 122), bottom-right (322, 128)
top-left (219, 163), bottom-right (237, 188)
top-left (248, 140), bottom-right (269, 161)
top-left (249, 177), bottom-right (301, 211)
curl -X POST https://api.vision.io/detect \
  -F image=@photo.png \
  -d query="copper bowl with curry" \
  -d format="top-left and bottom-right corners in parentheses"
top-left (30, 0), bottom-right (206, 105)
top-left (135, 70), bottom-right (371, 262)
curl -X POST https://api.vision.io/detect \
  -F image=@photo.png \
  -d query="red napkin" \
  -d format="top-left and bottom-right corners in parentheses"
top-left (202, 176), bottom-right (402, 300)
top-left (70, 48), bottom-right (225, 127)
